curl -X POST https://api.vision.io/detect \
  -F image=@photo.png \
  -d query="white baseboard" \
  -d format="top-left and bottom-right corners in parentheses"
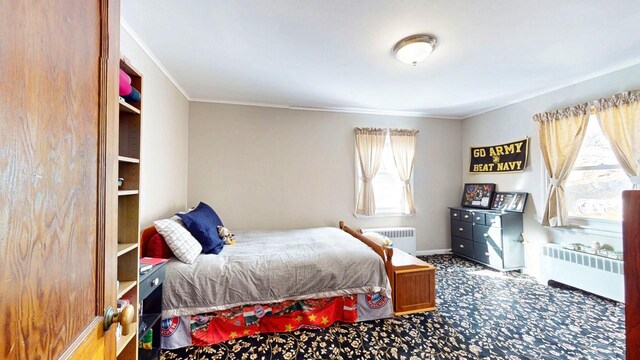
top-left (416, 249), bottom-right (451, 256)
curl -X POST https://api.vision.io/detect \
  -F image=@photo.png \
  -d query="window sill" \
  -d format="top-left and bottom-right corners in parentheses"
top-left (539, 216), bottom-right (622, 239)
top-left (353, 212), bottom-right (414, 219)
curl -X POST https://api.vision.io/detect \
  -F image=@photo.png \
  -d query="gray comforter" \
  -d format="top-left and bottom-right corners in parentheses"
top-left (162, 227), bottom-right (391, 317)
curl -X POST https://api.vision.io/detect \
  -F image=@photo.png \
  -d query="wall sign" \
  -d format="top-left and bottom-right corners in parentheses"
top-left (469, 138), bottom-right (529, 173)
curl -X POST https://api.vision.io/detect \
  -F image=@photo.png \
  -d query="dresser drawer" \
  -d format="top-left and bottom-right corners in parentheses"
top-left (450, 209), bottom-right (461, 221)
top-left (472, 212), bottom-right (485, 224)
top-left (472, 224), bottom-right (503, 249)
top-left (451, 220), bottom-right (473, 240)
top-left (485, 213), bottom-right (502, 227)
top-left (451, 236), bottom-right (474, 258)
top-left (139, 265), bottom-right (165, 301)
top-left (473, 241), bottom-right (504, 268)
top-left (460, 210), bottom-right (473, 223)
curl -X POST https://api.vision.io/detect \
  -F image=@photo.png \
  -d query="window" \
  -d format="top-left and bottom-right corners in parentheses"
top-left (355, 133), bottom-right (410, 215)
top-left (565, 114), bottom-right (631, 220)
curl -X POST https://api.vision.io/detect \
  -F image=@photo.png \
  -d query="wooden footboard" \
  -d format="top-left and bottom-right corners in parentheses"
top-left (339, 221), bottom-right (394, 294)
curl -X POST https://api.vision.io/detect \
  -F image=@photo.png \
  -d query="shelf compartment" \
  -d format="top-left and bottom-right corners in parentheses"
top-left (120, 58), bottom-right (142, 115)
top-left (118, 247), bottom-right (139, 283)
top-left (116, 321), bottom-right (138, 356)
top-left (117, 243), bottom-right (138, 257)
top-left (119, 113), bottom-right (141, 159)
top-left (119, 100), bottom-right (141, 114)
top-left (118, 161), bottom-right (140, 191)
top-left (138, 313), bottom-right (162, 338)
top-left (117, 280), bottom-right (136, 299)
top-left (118, 195), bottom-right (140, 244)
top-left (139, 347), bottom-right (161, 360)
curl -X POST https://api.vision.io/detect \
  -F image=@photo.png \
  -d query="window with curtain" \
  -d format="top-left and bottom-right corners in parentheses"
top-left (565, 114), bottom-right (632, 220)
top-left (354, 129), bottom-right (416, 216)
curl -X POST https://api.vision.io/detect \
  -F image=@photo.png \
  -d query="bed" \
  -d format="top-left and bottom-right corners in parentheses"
top-left (141, 221), bottom-right (395, 349)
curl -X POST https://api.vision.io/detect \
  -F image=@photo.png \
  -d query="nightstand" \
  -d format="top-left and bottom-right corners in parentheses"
top-left (138, 262), bottom-right (166, 360)
top-left (391, 248), bottom-right (436, 315)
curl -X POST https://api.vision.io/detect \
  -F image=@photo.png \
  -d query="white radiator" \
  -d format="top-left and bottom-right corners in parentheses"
top-left (361, 227), bottom-right (416, 255)
top-left (540, 244), bottom-right (624, 302)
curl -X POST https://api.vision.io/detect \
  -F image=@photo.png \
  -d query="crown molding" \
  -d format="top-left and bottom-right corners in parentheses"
top-left (463, 58), bottom-right (640, 119)
top-left (189, 97), bottom-right (465, 120)
top-left (120, 19), bottom-right (192, 101)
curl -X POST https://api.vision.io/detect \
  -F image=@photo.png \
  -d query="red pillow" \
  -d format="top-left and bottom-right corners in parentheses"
top-left (146, 233), bottom-right (174, 259)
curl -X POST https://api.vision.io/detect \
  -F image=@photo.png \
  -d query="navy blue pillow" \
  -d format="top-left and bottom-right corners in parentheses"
top-left (177, 202), bottom-right (224, 254)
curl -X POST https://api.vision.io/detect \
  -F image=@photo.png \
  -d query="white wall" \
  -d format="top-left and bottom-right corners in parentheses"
top-left (120, 28), bottom-right (190, 227)
top-left (188, 102), bottom-right (463, 252)
top-left (462, 63), bottom-right (640, 278)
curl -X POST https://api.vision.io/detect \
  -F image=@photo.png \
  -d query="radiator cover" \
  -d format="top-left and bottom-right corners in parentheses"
top-left (541, 244), bottom-right (624, 302)
top-left (361, 227), bottom-right (416, 255)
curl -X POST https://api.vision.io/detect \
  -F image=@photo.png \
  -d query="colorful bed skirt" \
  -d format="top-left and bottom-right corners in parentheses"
top-left (161, 293), bottom-right (392, 349)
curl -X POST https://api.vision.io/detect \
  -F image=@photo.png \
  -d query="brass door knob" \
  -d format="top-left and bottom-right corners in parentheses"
top-left (104, 304), bottom-right (135, 335)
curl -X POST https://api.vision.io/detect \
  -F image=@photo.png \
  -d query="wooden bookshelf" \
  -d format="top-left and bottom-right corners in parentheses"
top-left (117, 57), bottom-right (142, 360)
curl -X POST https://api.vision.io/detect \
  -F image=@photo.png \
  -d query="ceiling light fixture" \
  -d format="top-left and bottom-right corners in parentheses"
top-left (393, 34), bottom-right (437, 66)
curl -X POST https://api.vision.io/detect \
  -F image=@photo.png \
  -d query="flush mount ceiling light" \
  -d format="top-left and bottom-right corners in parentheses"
top-left (393, 34), bottom-right (437, 66)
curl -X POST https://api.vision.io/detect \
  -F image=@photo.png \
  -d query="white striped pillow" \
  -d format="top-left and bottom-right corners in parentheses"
top-left (154, 218), bottom-right (202, 264)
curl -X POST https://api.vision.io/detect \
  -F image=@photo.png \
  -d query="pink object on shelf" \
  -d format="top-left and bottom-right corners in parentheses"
top-left (119, 69), bottom-right (132, 96)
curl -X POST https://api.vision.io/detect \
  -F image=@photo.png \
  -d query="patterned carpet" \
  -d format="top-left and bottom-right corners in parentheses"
top-left (160, 255), bottom-right (625, 359)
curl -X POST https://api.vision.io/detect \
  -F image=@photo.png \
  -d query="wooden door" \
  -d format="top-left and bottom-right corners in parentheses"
top-left (624, 190), bottom-right (640, 359)
top-left (0, 0), bottom-right (120, 359)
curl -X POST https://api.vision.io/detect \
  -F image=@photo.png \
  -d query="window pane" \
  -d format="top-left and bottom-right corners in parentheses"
top-left (565, 168), bottom-right (631, 220)
top-left (373, 135), bottom-right (402, 213)
top-left (573, 116), bottom-right (619, 167)
top-left (372, 172), bottom-right (402, 212)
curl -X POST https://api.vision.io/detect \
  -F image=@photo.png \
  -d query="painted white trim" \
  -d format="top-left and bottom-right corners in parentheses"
top-left (190, 97), bottom-right (464, 120)
top-left (120, 19), bottom-right (192, 101)
top-left (463, 58), bottom-right (640, 119)
top-left (416, 249), bottom-right (451, 256)
top-left (288, 105), bottom-right (464, 120)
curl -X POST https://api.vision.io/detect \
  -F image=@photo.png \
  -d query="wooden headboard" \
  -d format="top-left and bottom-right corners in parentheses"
top-left (140, 226), bottom-right (157, 258)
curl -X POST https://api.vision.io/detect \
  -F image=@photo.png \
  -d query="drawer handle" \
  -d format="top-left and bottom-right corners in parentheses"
top-left (476, 217), bottom-right (481, 220)
top-left (459, 244), bottom-right (464, 248)
top-left (458, 227), bottom-right (464, 232)
top-left (151, 278), bottom-right (160, 286)
top-left (483, 233), bottom-right (489, 237)
top-left (453, 213), bottom-right (458, 217)
top-left (463, 214), bottom-right (469, 219)
top-left (484, 252), bottom-right (490, 256)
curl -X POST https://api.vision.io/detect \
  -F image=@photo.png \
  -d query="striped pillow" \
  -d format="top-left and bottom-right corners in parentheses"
top-left (154, 217), bottom-right (202, 264)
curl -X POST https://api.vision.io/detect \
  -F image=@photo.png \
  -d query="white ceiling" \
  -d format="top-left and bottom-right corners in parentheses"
top-left (121, 0), bottom-right (640, 118)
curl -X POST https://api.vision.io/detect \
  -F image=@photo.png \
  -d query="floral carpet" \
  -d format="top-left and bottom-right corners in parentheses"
top-left (160, 254), bottom-right (625, 359)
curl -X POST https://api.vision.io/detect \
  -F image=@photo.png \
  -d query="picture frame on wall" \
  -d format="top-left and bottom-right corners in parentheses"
top-left (491, 192), bottom-right (528, 213)
top-left (461, 183), bottom-right (496, 209)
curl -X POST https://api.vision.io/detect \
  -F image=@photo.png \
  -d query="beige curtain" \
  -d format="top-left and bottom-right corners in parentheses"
top-left (594, 90), bottom-right (640, 189)
top-left (533, 103), bottom-right (589, 227)
top-left (390, 129), bottom-right (418, 214)
top-left (355, 128), bottom-right (387, 215)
